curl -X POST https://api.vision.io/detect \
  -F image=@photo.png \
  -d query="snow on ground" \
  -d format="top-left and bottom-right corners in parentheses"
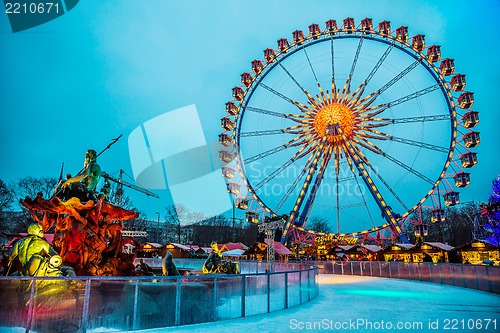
top-left (136, 275), bottom-right (500, 333)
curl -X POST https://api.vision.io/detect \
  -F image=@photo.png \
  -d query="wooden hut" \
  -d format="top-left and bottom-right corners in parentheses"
top-left (453, 239), bottom-right (499, 265)
top-left (409, 241), bottom-right (454, 263)
top-left (379, 243), bottom-right (415, 262)
top-left (165, 243), bottom-right (192, 258)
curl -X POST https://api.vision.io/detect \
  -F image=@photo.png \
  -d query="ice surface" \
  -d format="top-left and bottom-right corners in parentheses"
top-left (136, 275), bottom-right (500, 333)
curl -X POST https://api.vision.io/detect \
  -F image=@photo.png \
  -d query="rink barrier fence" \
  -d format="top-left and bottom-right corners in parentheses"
top-left (0, 260), bottom-right (318, 332)
top-left (303, 260), bottom-right (499, 294)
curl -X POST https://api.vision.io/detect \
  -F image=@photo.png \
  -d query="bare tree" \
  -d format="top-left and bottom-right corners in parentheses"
top-left (307, 217), bottom-right (332, 234)
top-left (0, 179), bottom-right (14, 212)
top-left (106, 182), bottom-right (134, 209)
top-left (13, 176), bottom-right (58, 200)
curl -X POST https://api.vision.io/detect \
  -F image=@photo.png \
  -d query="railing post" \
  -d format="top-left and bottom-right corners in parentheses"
top-left (388, 262), bottom-right (392, 278)
top-left (438, 263), bottom-right (443, 284)
top-left (417, 262), bottom-right (422, 281)
top-left (307, 269), bottom-right (311, 301)
top-left (284, 272), bottom-right (289, 309)
top-left (132, 279), bottom-right (139, 330)
top-left (460, 264), bottom-right (466, 288)
top-left (175, 278), bottom-right (182, 326)
top-left (350, 262), bottom-right (354, 275)
top-left (81, 279), bottom-right (91, 333)
top-left (25, 277), bottom-right (37, 333)
top-left (473, 265), bottom-right (479, 290)
top-left (241, 275), bottom-right (246, 317)
top-left (378, 261), bottom-right (382, 277)
top-left (428, 263), bottom-right (432, 282)
top-left (340, 262), bottom-right (344, 275)
top-left (360, 262), bottom-right (364, 276)
top-left (369, 261), bottom-right (373, 277)
top-left (485, 266), bottom-right (492, 293)
top-left (213, 277), bottom-right (218, 321)
top-left (267, 273), bottom-right (271, 313)
top-left (299, 270), bottom-right (302, 304)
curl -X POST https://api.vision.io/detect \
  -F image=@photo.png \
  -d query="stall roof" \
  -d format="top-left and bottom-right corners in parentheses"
top-left (167, 243), bottom-right (191, 251)
top-left (425, 242), bottom-right (454, 251)
top-left (147, 242), bottom-right (163, 248)
top-left (200, 247), bottom-right (213, 254)
top-left (395, 243), bottom-right (415, 250)
top-left (361, 244), bottom-right (383, 253)
top-left (222, 249), bottom-right (245, 257)
top-left (265, 239), bottom-right (292, 255)
top-left (454, 239), bottom-right (499, 250)
top-left (222, 242), bottom-right (248, 251)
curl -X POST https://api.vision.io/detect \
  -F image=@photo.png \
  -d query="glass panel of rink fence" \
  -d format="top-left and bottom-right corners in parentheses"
top-left (308, 260), bottom-right (499, 294)
top-left (0, 262), bottom-right (319, 332)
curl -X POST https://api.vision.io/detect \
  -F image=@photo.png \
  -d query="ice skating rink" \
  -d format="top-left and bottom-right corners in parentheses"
top-left (144, 274), bottom-right (500, 333)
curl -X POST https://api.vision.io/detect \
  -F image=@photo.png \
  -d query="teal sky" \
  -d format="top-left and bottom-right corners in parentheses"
top-left (1, 0), bottom-right (499, 224)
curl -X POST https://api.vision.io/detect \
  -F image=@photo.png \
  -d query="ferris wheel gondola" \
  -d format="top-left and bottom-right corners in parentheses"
top-left (219, 18), bottom-right (480, 244)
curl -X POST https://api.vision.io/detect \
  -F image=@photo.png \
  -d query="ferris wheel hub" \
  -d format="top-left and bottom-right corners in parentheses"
top-left (313, 102), bottom-right (355, 144)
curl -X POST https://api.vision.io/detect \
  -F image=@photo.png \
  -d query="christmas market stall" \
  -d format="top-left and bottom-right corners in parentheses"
top-left (244, 241), bottom-right (292, 261)
top-left (409, 241), bottom-right (454, 263)
top-left (136, 242), bottom-right (164, 257)
top-left (379, 243), bottom-right (415, 262)
top-left (454, 239), bottom-right (499, 265)
top-left (165, 243), bottom-right (192, 258)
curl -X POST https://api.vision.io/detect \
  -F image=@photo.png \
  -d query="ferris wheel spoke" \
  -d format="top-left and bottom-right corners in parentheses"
top-left (359, 128), bottom-right (449, 153)
top-left (361, 83), bottom-right (441, 117)
top-left (330, 36), bottom-right (337, 102)
top-left (352, 136), bottom-right (383, 155)
top-left (302, 46), bottom-right (327, 101)
top-left (383, 135), bottom-right (449, 153)
top-left (245, 106), bottom-right (290, 119)
top-left (357, 59), bottom-right (422, 107)
top-left (260, 81), bottom-right (314, 114)
top-left (361, 158), bottom-right (411, 212)
top-left (346, 43), bottom-right (394, 103)
top-left (254, 142), bottom-right (320, 191)
top-left (366, 114), bottom-right (451, 128)
top-left (274, 145), bottom-right (321, 212)
top-left (281, 141), bottom-right (327, 241)
top-left (339, 37), bottom-right (364, 99)
top-left (298, 145), bottom-right (334, 226)
top-left (339, 126), bottom-right (408, 242)
top-left (376, 150), bottom-right (435, 185)
top-left (351, 171), bottom-right (377, 228)
top-left (243, 134), bottom-right (310, 164)
top-left (240, 125), bottom-right (302, 138)
top-left (275, 59), bottom-right (319, 107)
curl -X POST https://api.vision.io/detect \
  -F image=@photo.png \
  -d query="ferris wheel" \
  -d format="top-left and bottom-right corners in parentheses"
top-left (218, 18), bottom-right (479, 244)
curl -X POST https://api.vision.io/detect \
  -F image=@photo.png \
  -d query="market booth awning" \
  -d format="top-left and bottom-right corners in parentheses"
top-left (222, 249), bottom-right (245, 257)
